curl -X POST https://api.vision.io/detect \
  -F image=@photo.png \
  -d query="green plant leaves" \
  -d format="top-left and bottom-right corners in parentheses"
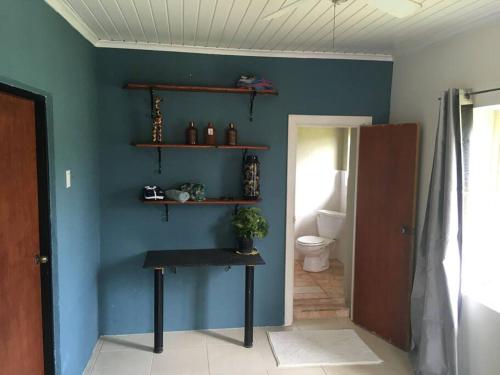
top-left (231, 207), bottom-right (269, 240)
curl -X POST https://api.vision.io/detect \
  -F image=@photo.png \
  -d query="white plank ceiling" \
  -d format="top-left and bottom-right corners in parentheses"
top-left (46, 0), bottom-right (500, 59)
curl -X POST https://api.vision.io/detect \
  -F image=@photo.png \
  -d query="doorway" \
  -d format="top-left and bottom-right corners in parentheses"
top-left (285, 115), bottom-right (371, 325)
top-left (0, 82), bottom-right (55, 374)
top-left (286, 118), bottom-right (419, 349)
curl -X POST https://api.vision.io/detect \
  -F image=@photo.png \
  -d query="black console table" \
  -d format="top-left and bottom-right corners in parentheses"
top-left (143, 249), bottom-right (265, 353)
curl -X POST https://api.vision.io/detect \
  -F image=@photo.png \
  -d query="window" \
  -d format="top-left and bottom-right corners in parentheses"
top-left (462, 106), bottom-right (500, 312)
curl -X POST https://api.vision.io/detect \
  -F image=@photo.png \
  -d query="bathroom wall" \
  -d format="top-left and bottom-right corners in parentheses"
top-left (294, 127), bottom-right (349, 259)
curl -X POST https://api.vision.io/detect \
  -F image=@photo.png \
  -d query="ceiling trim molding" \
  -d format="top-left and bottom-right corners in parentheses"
top-left (45, 0), bottom-right (99, 45)
top-left (94, 40), bottom-right (393, 62)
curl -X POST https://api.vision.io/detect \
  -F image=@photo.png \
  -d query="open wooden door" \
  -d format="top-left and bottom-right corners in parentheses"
top-left (353, 123), bottom-right (419, 351)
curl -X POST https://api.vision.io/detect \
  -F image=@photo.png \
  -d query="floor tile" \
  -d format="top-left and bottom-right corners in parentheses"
top-left (211, 371), bottom-right (267, 375)
top-left (293, 260), bottom-right (349, 320)
top-left (91, 350), bottom-right (152, 375)
top-left (322, 363), bottom-right (403, 375)
top-left (268, 368), bottom-right (326, 375)
top-left (207, 344), bottom-right (267, 373)
top-left (150, 346), bottom-right (209, 375)
top-left (90, 320), bottom-right (412, 375)
top-left (164, 330), bottom-right (207, 349)
top-left (204, 327), bottom-right (269, 347)
top-left (100, 333), bottom-right (154, 352)
top-left (294, 286), bottom-right (325, 294)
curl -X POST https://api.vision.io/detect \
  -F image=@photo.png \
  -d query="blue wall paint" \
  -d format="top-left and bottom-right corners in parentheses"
top-left (0, 1), bottom-right (100, 373)
top-left (97, 49), bottom-right (392, 335)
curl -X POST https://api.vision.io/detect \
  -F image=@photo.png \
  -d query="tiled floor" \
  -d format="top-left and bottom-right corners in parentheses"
top-left (294, 259), bottom-right (350, 320)
top-left (84, 318), bottom-right (413, 375)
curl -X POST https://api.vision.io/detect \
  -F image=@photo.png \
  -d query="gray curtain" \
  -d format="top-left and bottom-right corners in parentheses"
top-left (411, 89), bottom-right (472, 375)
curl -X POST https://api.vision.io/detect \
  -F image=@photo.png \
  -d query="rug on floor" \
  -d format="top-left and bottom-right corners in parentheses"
top-left (267, 329), bottom-right (383, 368)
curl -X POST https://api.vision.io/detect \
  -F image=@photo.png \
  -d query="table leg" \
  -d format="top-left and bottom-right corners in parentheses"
top-left (244, 265), bottom-right (254, 348)
top-left (154, 268), bottom-right (164, 353)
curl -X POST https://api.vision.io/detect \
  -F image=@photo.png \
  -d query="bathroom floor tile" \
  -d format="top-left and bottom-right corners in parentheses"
top-left (293, 260), bottom-right (349, 320)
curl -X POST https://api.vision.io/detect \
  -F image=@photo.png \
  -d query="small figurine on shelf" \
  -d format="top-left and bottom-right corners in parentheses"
top-left (186, 121), bottom-right (198, 145)
top-left (204, 122), bottom-right (216, 145)
top-left (152, 96), bottom-right (164, 143)
top-left (226, 122), bottom-right (237, 146)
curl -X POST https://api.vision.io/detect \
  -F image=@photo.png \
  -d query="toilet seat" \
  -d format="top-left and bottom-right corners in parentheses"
top-left (297, 235), bottom-right (328, 246)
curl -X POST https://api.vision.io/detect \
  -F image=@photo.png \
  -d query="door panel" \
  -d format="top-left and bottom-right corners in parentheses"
top-left (353, 123), bottom-right (419, 351)
top-left (0, 91), bottom-right (45, 374)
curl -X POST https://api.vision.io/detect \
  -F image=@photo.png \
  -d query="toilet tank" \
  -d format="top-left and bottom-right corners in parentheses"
top-left (316, 209), bottom-right (346, 240)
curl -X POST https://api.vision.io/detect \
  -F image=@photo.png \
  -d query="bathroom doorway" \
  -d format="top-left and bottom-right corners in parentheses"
top-left (285, 115), bottom-right (372, 325)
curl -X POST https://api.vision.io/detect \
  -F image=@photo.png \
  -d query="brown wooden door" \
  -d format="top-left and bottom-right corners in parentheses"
top-left (0, 91), bottom-right (45, 374)
top-left (353, 123), bottom-right (419, 351)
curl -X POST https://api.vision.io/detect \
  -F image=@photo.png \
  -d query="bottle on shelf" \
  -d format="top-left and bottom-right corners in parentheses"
top-left (226, 122), bottom-right (237, 146)
top-left (204, 122), bottom-right (216, 145)
top-left (185, 121), bottom-right (198, 145)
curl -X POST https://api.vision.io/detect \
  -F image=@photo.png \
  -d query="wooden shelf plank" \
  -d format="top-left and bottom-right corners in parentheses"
top-left (133, 143), bottom-right (215, 149)
top-left (132, 143), bottom-right (269, 150)
top-left (216, 145), bottom-right (269, 150)
top-left (124, 83), bottom-right (278, 96)
top-left (144, 198), bottom-right (261, 205)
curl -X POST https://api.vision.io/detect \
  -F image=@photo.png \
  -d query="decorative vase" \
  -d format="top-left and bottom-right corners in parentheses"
top-left (152, 96), bottom-right (164, 143)
top-left (242, 155), bottom-right (260, 199)
top-left (237, 237), bottom-right (254, 254)
top-left (226, 122), bottom-right (237, 146)
top-left (186, 121), bottom-right (197, 145)
top-left (204, 122), bottom-right (216, 145)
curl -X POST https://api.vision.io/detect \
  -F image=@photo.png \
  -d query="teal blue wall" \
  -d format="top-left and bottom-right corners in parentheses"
top-left (97, 49), bottom-right (393, 334)
top-left (0, 1), bottom-right (100, 374)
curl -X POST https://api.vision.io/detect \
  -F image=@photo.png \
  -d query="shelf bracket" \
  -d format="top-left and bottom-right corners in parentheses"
top-left (249, 91), bottom-right (257, 122)
top-left (224, 266), bottom-right (231, 272)
top-left (157, 147), bottom-right (162, 174)
top-left (234, 204), bottom-right (240, 215)
top-left (163, 204), bottom-right (169, 222)
top-left (150, 88), bottom-right (155, 118)
top-left (242, 148), bottom-right (248, 165)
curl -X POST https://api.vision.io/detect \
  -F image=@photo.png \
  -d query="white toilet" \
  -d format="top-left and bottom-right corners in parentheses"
top-left (296, 210), bottom-right (346, 272)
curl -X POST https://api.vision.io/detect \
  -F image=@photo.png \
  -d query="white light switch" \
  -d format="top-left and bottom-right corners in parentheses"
top-left (65, 170), bottom-right (71, 188)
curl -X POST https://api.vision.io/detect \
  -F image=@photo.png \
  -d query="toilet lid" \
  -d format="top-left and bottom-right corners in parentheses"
top-left (297, 236), bottom-right (325, 245)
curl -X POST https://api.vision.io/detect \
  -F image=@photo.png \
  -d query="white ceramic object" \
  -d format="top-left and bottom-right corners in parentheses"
top-left (296, 210), bottom-right (346, 272)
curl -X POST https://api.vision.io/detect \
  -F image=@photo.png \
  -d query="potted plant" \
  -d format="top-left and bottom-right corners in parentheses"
top-left (231, 207), bottom-right (269, 254)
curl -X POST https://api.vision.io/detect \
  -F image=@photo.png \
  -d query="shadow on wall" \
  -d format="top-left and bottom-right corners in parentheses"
top-left (99, 253), bottom-right (213, 333)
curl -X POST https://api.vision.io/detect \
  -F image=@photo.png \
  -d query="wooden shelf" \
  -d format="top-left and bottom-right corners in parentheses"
top-left (144, 198), bottom-right (261, 205)
top-left (133, 143), bottom-right (270, 151)
top-left (124, 83), bottom-right (278, 96)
